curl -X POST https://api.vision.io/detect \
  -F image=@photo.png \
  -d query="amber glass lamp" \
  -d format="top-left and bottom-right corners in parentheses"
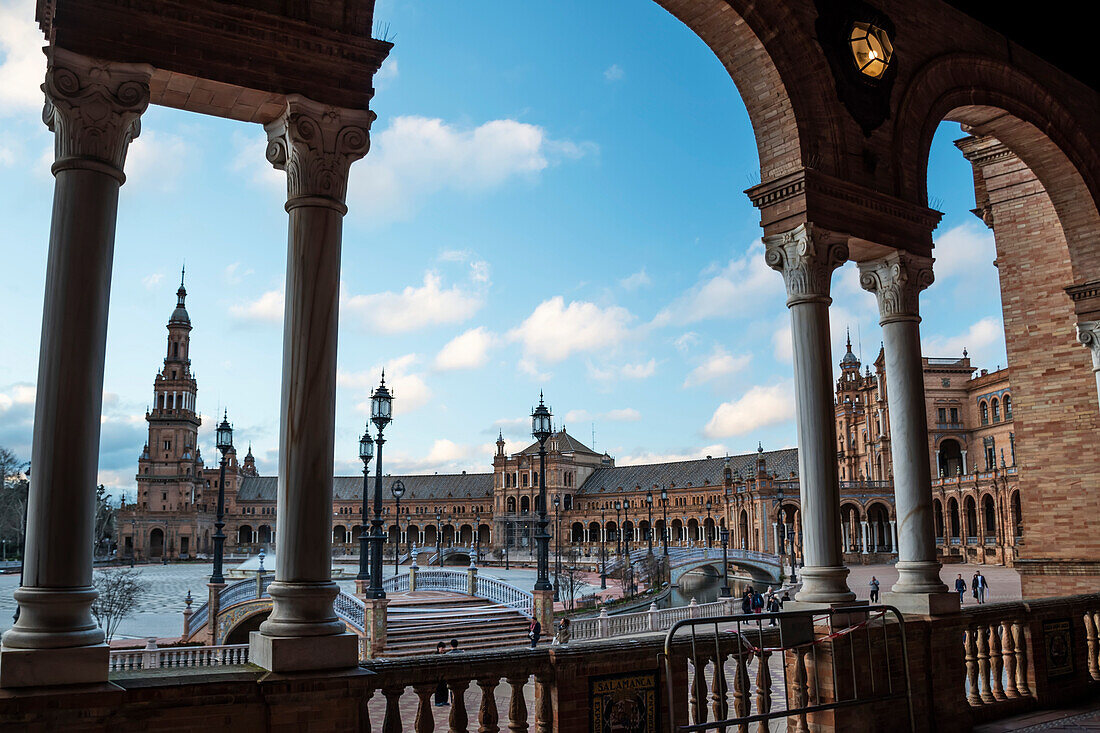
top-left (849, 21), bottom-right (893, 79)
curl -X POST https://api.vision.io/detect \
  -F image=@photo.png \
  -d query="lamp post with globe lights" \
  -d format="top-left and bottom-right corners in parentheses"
top-left (719, 527), bottom-right (732, 597)
top-left (646, 491), bottom-right (654, 555)
top-left (599, 506), bottom-right (607, 590)
top-left (391, 479), bottom-right (405, 576)
top-left (436, 510), bottom-right (443, 567)
top-left (552, 495), bottom-right (561, 602)
top-left (367, 372), bottom-right (392, 599)
top-left (356, 428), bottom-right (374, 587)
top-left (210, 410), bottom-right (233, 585)
top-left (531, 394), bottom-right (553, 593)
top-left (474, 510), bottom-right (481, 565)
top-left (705, 498), bottom-right (713, 550)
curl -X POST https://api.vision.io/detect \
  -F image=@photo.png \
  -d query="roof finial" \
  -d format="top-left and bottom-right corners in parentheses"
top-left (180, 262), bottom-right (186, 289)
top-left (846, 326), bottom-right (852, 352)
top-left (380, 368), bottom-right (386, 386)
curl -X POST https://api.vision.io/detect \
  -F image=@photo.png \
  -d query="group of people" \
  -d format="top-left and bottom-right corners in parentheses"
top-left (740, 585), bottom-right (786, 624)
top-left (433, 639), bottom-right (463, 707)
top-left (955, 571), bottom-right (991, 604)
top-left (527, 617), bottom-right (571, 648)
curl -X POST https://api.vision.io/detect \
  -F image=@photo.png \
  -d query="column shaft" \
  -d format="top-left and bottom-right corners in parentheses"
top-left (860, 252), bottom-right (953, 604)
top-left (1, 49), bottom-right (151, 688)
top-left (765, 224), bottom-right (853, 603)
top-left (253, 96), bottom-right (374, 669)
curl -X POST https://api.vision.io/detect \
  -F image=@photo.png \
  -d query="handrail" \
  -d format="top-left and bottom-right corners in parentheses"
top-left (109, 643), bottom-right (249, 671)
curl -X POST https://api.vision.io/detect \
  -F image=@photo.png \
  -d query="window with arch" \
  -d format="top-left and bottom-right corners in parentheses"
top-left (1004, 394), bottom-right (1012, 420)
top-left (991, 397), bottom-right (1000, 422)
top-left (980, 401), bottom-right (989, 426)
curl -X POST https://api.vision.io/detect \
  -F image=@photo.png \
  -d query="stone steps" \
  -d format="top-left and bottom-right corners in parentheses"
top-left (383, 598), bottom-right (534, 658)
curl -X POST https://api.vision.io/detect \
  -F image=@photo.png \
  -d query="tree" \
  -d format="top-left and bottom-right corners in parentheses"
top-left (555, 548), bottom-right (586, 611)
top-left (91, 567), bottom-right (149, 642)
top-left (0, 447), bottom-right (29, 555)
top-left (94, 484), bottom-right (116, 559)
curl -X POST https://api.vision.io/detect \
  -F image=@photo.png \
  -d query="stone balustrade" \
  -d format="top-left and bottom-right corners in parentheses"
top-left (108, 641), bottom-right (249, 671)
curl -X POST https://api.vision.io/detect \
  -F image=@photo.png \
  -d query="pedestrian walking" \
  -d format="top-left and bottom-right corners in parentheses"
top-left (751, 589), bottom-right (765, 613)
top-left (434, 642), bottom-right (449, 707)
top-left (766, 592), bottom-right (781, 625)
top-left (976, 572), bottom-right (989, 604)
top-left (741, 586), bottom-right (753, 615)
top-left (869, 576), bottom-right (880, 603)
top-left (971, 572), bottom-right (980, 604)
top-left (954, 574), bottom-right (967, 604)
top-left (528, 618), bottom-right (542, 648)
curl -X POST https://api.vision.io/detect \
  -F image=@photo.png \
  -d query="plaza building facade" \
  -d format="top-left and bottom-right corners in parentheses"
top-left (120, 287), bottom-right (1019, 568)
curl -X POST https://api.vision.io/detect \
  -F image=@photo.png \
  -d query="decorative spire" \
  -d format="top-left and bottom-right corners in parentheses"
top-left (846, 326), bottom-right (851, 352)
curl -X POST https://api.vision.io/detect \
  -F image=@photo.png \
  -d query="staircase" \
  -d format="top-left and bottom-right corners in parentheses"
top-left (383, 596), bottom-right (534, 658)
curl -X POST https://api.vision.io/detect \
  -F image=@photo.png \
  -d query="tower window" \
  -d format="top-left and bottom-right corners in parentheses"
top-left (163, 440), bottom-right (171, 451)
top-left (173, 343), bottom-right (179, 358)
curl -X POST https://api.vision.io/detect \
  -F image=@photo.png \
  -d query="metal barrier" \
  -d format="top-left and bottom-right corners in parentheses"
top-left (662, 604), bottom-right (914, 731)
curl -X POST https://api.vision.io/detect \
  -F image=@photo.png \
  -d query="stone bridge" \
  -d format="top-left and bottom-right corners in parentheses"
top-left (608, 546), bottom-right (783, 586)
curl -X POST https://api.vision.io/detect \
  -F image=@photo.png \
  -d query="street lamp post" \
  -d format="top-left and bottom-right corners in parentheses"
top-left (436, 510), bottom-right (443, 567)
top-left (705, 498), bottom-right (713, 550)
top-left (367, 372), bottom-right (393, 599)
top-left (646, 491), bottom-right (653, 555)
top-left (719, 527), bottom-right (731, 597)
top-left (210, 410), bottom-right (233, 585)
top-left (599, 506), bottom-right (607, 590)
top-left (614, 500), bottom-right (622, 557)
top-left (391, 479), bottom-right (405, 577)
top-left (474, 511), bottom-right (481, 565)
top-left (623, 499), bottom-right (633, 597)
top-left (787, 526), bottom-right (798, 583)
top-left (552, 495), bottom-right (561, 602)
top-left (504, 520), bottom-right (509, 570)
top-left (661, 488), bottom-right (669, 557)
top-left (129, 517), bottom-right (136, 568)
top-left (357, 428), bottom-right (374, 586)
top-left (531, 393), bottom-right (553, 593)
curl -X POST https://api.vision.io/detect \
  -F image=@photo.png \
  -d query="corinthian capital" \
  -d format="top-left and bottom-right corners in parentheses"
top-left (264, 95), bottom-right (375, 209)
top-left (1079, 321), bottom-right (1100, 369)
top-left (858, 251), bottom-right (935, 324)
top-left (763, 224), bottom-right (849, 306)
top-left (42, 49), bottom-right (153, 178)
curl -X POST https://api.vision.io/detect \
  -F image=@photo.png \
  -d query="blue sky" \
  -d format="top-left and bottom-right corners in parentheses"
top-left (0, 0), bottom-right (1006, 501)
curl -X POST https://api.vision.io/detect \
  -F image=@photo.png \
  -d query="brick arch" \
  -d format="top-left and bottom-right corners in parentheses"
top-left (652, 0), bottom-right (836, 182)
top-left (893, 53), bottom-right (1100, 278)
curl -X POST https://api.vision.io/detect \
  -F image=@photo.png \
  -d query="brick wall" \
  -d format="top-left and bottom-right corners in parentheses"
top-left (961, 136), bottom-right (1100, 596)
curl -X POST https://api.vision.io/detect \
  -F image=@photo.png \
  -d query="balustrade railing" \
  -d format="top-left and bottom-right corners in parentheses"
top-left (572, 598), bottom-right (733, 641)
top-left (334, 591), bottom-right (366, 630)
top-left (962, 603), bottom-right (1035, 722)
top-left (109, 643), bottom-right (249, 672)
top-left (475, 573), bottom-right (534, 617)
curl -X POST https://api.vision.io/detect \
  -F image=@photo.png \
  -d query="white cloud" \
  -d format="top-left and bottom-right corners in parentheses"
top-left (586, 358), bottom-right (656, 382)
top-left (345, 271), bottom-right (484, 333)
top-left (564, 407), bottom-right (640, 423)
top-left (509, 296), bottom-right (633, 366)
top-left (0, 144), bottom-right (14, 166)
top-left (604, 64), bottom-right (624, 82)
top-left (652, 241), bottom-right (782, 327)
top-left (621, 360), bottom-right (656, 379)
top-left (384, 438), bottom-right (485, 475)
top-left (232, 131), bottom-right (285, 191)
top-left (703, 383), bottom-right (795, 438)
top-left (434, 327), bottom-right (495, 371)
top-left (374, 57), bottom-right (398, 90)
top-left (618, 444), bottom-right (731, 467)
top-left (125, 131), bottom-right (189, 191)
top-left (0, 1), bottom-right (45, 115)
top-left (346, 115), bottom-right (594, 223)
top-left (604, 408), bottom-right (641, 422)
top-left (922, 317), bottom-right (1003, 361)
top-left (683, 347), bottom-right (750, 388)
top-left (142, 273), bottom-right (164, 289)
top-left (230, 289), bottom-right (284, 323)
top-left (772, 322), bottom-right (793, 363)
top-left (224, 262), bottom-right (253, 285)
top-left (620, 269), bottom-right (651, 290)
top-left (932, 222), bottom-right (996, 278)
top-left (674, 332), bottom-right (700, 352)
top-left (340, 354), bottom-right (432, 414)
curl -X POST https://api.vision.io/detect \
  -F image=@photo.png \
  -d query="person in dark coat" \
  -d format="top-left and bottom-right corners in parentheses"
top-left (751, 589), bottom-right (765, 613)
top-left (741, 587), bottom-right (753, 615)
top-left (528, 618), bottom-right (542, 648)
top-left (955, 574), bottom-right (967, 604)
top-left (434, 642), bottom-right (449, 706)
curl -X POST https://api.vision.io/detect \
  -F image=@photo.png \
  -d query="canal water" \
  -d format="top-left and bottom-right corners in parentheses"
top-left (658, 571), bottom-right (778, 608)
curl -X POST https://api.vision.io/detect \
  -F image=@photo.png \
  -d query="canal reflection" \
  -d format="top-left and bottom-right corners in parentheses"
top-left (658, 570), bottom-right (776, 608)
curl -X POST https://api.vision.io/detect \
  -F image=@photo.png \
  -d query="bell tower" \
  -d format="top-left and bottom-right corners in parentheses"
top-left (134, 270), bottom-right (203, 558)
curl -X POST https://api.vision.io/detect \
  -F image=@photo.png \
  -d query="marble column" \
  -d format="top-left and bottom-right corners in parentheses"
top-left (1078, 321), bottom-right (1100, 411)
top-left (860, 522), bottom-right (869, 554)
top-left (252, 96), bottom-right (374, 672)
top-left (0, 49), bottom-right (151, 689)
top-left (765, 224), bottom-right (854, 602)
top-left (859, 252), bottom-right (955, 613)
top-left (889, 520), bottom-right (898, 552)
top-left (961, 451), bottom-right (968, 476)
